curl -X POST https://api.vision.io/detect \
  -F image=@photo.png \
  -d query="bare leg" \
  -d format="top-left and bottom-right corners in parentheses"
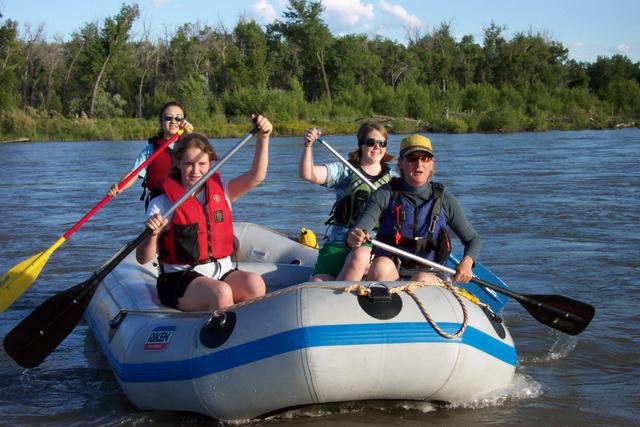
top-left (224, 270), bottom-right (266, 302)
top-left (411, 271), bottom-right (441, 284)
top-left (177, 277), bottom-right (234, 311)
top-left (310, 273), bottom-right (334, 282)
top-left (336, 246), bottom-right (372, 281)
top-left (367, 256), bottom-right (400, 281)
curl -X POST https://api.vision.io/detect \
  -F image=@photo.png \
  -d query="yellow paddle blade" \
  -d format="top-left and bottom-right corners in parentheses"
top-left (0, 237), bottom-right (66, 313)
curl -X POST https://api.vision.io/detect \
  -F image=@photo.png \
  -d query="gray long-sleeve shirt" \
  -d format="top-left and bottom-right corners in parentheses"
top-left (352, 180), bottom-right (481, 260)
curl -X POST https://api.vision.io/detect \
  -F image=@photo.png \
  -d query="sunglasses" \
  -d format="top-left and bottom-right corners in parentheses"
top-left (361, 138), bottom-right (387, 148)
top-left (405, 153), bottom-right (433, 163)
top-left (162, 114), bottom-right (185, 122)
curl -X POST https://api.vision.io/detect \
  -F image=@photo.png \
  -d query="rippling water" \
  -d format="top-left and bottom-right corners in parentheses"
top-left (1, 128), bottom-right (638, 426)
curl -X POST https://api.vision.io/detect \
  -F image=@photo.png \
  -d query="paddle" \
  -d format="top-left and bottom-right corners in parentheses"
top-left (371, 239), bottom-right (595, 335)
top-left (0, 129), bottom-right (185, 313)
top-left (317, 137), bottom-right (378, 188)
top-left (3, 126), bottom-right (259, 368)
top-left (318, 138), bottom-right (595, 334)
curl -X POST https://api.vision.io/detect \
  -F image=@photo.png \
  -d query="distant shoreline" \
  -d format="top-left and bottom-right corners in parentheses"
top-left (0, 114), bottom-right (636, 143)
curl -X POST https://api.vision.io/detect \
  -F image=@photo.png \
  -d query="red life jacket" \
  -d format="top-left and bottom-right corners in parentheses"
top-left (145, 135), bottom-right (174, 198)
top-left (158, 175), bottom-right (234, 265)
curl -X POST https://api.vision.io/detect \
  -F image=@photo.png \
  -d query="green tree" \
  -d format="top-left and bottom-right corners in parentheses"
top-left (603, 79), bottom-right (640, 116)
top-left (268, 0), bottom-right (334, 100)
top-left (500, 32), bottom-right (568, 88)
top-left (176, 74), bottom-right (212, 123)
top-left (480, 21), bottom-right (507, 84)
top-left (327, 34), bottom-right (382, 97)
top-left (588, 54), bottom-right (639, 94)
top-left (453, 35), bottom-right (482, 86)
top-left (369, 36), bottom-right (417, 88)
top-left (0, 18), bottom-right (20, 111)
top-left (87, 3), bottom-right (139, 117)
top-left (234, 20), bottom-right (268, 89)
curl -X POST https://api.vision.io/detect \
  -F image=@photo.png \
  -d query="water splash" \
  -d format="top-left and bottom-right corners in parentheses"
top-left (258, 375), bottom-right (538, 422)
top-left (445, 372), bottom-right (543, 410)
top-left (520, 332), bottom-right (579, 364)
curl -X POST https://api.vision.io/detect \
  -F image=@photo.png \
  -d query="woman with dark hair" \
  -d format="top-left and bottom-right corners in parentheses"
top-left (108, 100), bottom-right (193, 204)
top-left (299, 121), bottom-right (395, 281)
top-left (136, 115), bottom-right (272, 311)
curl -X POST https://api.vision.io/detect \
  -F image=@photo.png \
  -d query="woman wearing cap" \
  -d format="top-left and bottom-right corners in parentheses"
top-left (299, 122), bottom-right (395, 281)
top-left (346, 134), bottom-right (479, 283)
top-left (108, 100), bottom-right (194, 206)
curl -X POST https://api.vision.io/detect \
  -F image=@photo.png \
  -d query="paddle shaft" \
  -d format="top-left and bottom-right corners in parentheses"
top-left (318, 138), bottom-right (377, 189)
top-left (67, 126), bottom-right (258, 301)
top-left (63, 130), bottom-right (184, 238)
top-left (318, 137), bottom-right (461, 269)
top-left (3, 127), bottom-right (258, 368)
top-left (316, 139), bottom-right (593, 333)
top-left (371, 239), bottom-right (585, 323)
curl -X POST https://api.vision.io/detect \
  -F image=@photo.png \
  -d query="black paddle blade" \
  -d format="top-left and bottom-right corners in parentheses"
top-left (3, 278), bottom-right (98, 368)
top-left (520, 294), bottom-right (595, 336)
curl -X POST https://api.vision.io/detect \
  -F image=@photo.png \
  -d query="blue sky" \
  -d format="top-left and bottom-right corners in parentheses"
top-left (2, 0), bottom-right (639, 63)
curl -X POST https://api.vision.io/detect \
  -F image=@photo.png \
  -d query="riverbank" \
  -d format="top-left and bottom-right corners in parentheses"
top-left (0, 109), bottom-right (636, 142)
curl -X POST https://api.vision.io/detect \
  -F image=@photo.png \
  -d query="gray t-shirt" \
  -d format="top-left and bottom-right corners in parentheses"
top-left (352, 179), bottom-right (481, 260)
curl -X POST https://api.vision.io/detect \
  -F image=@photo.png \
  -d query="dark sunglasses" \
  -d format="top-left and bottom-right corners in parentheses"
top-left (405, 153), bottom-right (433, 163)
top-left (162, 114), bottom-right (185, 122)
top-left (361, 138), bottom-right (387, 148)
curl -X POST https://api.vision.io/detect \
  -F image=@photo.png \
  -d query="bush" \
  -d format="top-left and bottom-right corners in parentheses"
top-left (176, 74), bottom-right (212, 124)
top-left (442, 117), bottom-right (469, 133)
top-left (461, 84), bottom-right (499, 112)
top-left (333, 85), bottom-right (372, 118)
top-left (403, 82), bottom-right (432, 120)
top-left (1, 110), bottom-right (36, 136)
top-left (371, 85), bottom-right (406, 117)
top-left (478, 109), bottom-right (522, 132)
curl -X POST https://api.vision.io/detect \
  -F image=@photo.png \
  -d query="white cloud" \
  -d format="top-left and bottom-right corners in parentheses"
top-left (151, 0), bottom-right (171, 5)
top-left (252, 0), bottom-right (277, 24)
top-left (322, 0), bottom-right (374, 30)
top-left (572, 41), bottom-right (585, 48)
top-left (378, 0), bottom-right (421, 30)
top-left (615, 43), bottom-right (630, 54)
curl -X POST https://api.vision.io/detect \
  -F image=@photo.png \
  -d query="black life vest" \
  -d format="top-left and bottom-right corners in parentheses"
top-left (326, 167), bottom-right (391, 228)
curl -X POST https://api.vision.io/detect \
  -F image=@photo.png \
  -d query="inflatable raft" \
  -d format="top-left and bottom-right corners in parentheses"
top-left (85, 222), bottom-right (517, 421)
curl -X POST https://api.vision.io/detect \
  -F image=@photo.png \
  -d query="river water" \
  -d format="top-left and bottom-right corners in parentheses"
top-left (0, 129), bottom-right (638, 426)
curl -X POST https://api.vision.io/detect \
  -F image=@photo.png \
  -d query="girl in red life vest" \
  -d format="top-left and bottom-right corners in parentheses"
top-left (108, 100), bottom-right (194, 201)
top-left (136, 115), bottom-right (272, 311)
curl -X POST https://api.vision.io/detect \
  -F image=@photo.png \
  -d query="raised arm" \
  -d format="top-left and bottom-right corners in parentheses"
top-left (227, 114), bottom-right (272, 203)
top-left (298, 127), bottom-right (328, 185)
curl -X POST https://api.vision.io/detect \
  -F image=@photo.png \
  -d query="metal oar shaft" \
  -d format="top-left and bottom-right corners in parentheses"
top-left (371, 239), bottom-right (457, 275)
top-left (318, 138), bottom-right (376, 190)
top-left (163, 127), bottom-right (258, 219)
top-left (371, 239), bottom-right (585, 323)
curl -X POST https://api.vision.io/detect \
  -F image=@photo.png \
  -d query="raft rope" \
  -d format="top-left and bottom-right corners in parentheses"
top-left (213, 279), bottom-right (487, 340)
top-left (105, 277), bottom-right (488, 340)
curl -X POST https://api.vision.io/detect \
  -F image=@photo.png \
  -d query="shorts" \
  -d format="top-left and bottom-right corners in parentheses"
top-left (157, 257), bottom-right (236, 308)
top-left (312, 241), bottom-right (372, 278)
